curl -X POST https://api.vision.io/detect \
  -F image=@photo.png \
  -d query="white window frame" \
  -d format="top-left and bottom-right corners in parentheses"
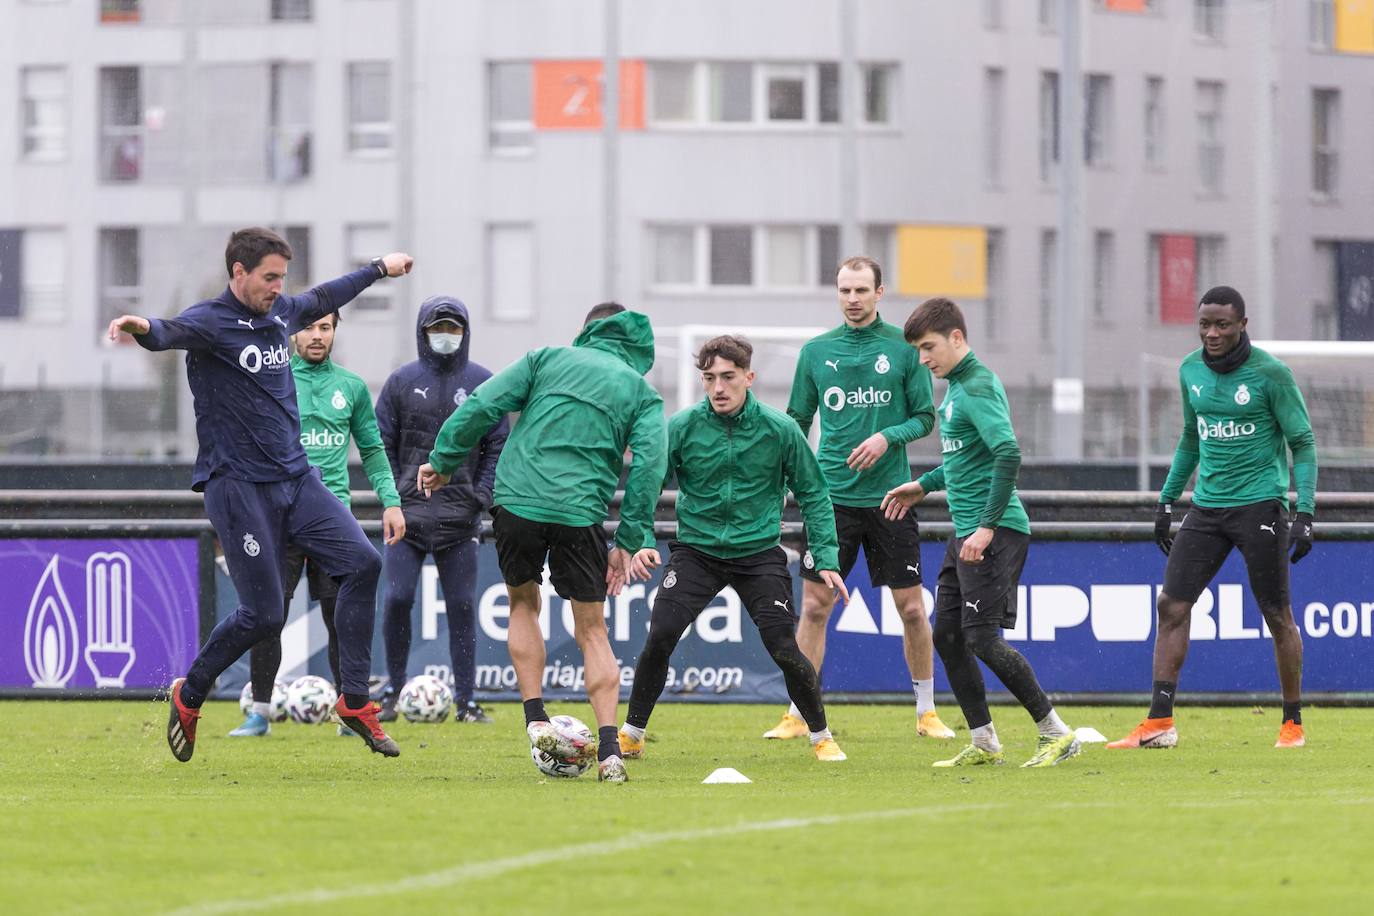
top-left (1196, 80), bottom-right (1225, 195)
top-left (1193, 0), bottom-right (1225, 42)
top-left (486, 223), bottom-right (536, 322)
top-left (1312, 88), bottom-right (1339, 197)
top-left (1195, 235), bottom-right (1226, 299)
top-left (21, 66), bottom-right (67, 162)
top-left (99, 226), bottom-right (141, 323)
top-left (1092, 230), bottom-right (1115, 321)
top-left (21, 228), bottom-right (68, 323)
top-left (345, 223), bottom-right (393, 314)
top-left (1144, 75), bottom-right (1165, 169)
top-left (1085, 73), bottom-right (1113, 168)
top-left (1039, 228), bottom-right (1058, 341)
top-left (859, 63), bottom-right (898, 128)
top-left (1309, 0), bottom-right (1335, 49)
top-left (99, 65), bottom-right (142, 183)
top-left (488, 61), bottom-right (533, 155)
top-left (646, 61), bottom-right (855, 130)
top-left (648, 223), bottom-right (839, 292)
top-left (1039, 71), bottom-right (1060, 185)
top-left (346, 61), bottom-right (393, 156)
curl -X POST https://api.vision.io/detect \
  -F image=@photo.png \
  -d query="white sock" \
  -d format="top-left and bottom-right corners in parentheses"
top-left (1036, 709), bottom-right (1071, 737)
top-left (252, 701), bottom-right (271, 718)
top-left (809, 728), bottom-right (832, 745)
top-left (970, 722), bottom-right (1000, 752)
top-left (787, 701), bottom-right (802, 719)
top-left (912, 678), bottom-right (935, 715)
top-left (620, 723), bottom-right (645, 741)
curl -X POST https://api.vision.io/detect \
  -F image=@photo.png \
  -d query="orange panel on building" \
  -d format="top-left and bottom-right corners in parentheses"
top-left (1159, 235), bottom-right (1197, 324)
top-left (1103, 0), bottom-right (1149, 11)
top-left (532, 60), bottom-right (645, 131)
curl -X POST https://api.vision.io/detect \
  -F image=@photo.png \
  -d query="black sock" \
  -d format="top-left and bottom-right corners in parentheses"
top-left (1282, 701), bottom-right (1302, 725)
top-left (343, 693), bottom-right (369, 711)
top-left (1148, 680), bottom-right (1177, 719)
top-left (523, 698), bottom-right (549, 725)
top-left (178, 681), bottom-right (206, 709)
top-left (598, 725), bottom-right (620, 762)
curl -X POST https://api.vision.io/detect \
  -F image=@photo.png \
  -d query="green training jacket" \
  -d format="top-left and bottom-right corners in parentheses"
top-left (915, 351), bottom-right (1030, 538)
top-left (661, 392), bottom-right (840, 571)
top-left (427, 311), bottom-right (667, 553)
top-left (291, 354), bottom-right (400, 509)
top-left (1159, 347), bottom-right (1317, 514)
top-left (787, 315), bottom-right (936, 507)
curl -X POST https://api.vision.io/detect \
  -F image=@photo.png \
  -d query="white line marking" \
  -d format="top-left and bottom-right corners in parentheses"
top-left (161, 795), bottom-right (1374, 916)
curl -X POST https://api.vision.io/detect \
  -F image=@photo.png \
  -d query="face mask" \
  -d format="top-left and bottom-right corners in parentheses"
top-left (428, 332), bottom-right (463, 355)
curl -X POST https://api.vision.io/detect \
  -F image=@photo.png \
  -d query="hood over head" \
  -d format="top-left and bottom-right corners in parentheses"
top-left (415, 296), bottom-right (471, 370)
top-left (572, 310), bottom-right (655, 376)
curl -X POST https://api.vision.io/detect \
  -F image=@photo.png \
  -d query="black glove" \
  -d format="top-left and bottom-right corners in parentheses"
top-left (1289, 512), bottom-right (1314, 564)
top-left (1154, 503), bottom-right (1173, 556)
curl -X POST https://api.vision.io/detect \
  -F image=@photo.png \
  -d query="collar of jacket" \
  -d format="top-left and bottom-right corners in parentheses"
top-left (946, 349), bottom-right (979, 383)
top-left (290, 353), bottom-right (333, 374)
top-left (843, 313), bottom-right (887, 336)
top-left (701, 390), bottom-right (760, 427)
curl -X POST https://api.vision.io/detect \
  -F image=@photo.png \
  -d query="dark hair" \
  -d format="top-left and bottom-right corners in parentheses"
top-left (1199, 285), bottom-right (1246, 319)
top-left (904, 297), bottom-right (968, 343)
top-left (225, 227), bottom-right (292, 277)
top-left (695, 335), bottom-right (753, 371)
top-left (838, 255), bottom-right (883, 290)
top-left (584, 301), bottom-right (626, 326)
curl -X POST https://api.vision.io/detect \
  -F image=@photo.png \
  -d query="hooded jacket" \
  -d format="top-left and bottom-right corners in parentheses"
top-left (426, 310), bottom-right (667, 554)
top-left (375, 296), bottom-right (508, 551)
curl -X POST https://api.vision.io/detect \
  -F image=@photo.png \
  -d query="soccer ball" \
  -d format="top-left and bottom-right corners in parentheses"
top-left (397, 674), bottom-right (453, 723)
top-left (285, 675), bottom-right (337, 725)
top-left (530, 714), bottom-right (596, 779)
top-left (237, 679), bottom-right (289, 722)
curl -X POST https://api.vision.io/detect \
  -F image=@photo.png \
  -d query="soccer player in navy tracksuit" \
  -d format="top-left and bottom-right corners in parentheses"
top-left (374, 296), bottom-right (508, 724)
top-left (106, 226), bottom-right (413, 763)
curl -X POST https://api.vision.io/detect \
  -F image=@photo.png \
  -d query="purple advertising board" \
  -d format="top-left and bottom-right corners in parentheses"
top-left (0, 539), bottom-right (200, 692)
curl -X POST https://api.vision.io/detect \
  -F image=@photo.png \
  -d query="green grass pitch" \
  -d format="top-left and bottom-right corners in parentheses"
top-left (4, 701), bottom-right (1372, 915)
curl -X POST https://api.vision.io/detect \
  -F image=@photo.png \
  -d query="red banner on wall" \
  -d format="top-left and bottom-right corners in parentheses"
top-left (1159, 234), bottom-right (1197, 324)
top-left (532, 61), bottom-right (644, 130)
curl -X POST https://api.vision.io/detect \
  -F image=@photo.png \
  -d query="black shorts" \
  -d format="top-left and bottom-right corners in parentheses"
top-left (282, 543), bottom-right (338, 603)
top-left (655, 542), bottom-right (797, 633)
top-left (932, 528), bottom-right (1030, 630)
top-left (492, 505), bottom-right (608, 602)
top-left (1163, 500), bottom-right (1291, 610)
top-left (799, 504), bottom-right (922, 588)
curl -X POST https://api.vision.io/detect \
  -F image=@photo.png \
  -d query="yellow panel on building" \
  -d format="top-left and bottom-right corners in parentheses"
top-left (1336, 0), bottom-right (1374, 54)
top-left (896, 225), bottom-right (988, 299)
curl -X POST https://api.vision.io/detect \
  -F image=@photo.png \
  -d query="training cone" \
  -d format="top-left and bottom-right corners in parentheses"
top-left (702, 767), bottom-right (752, 784)
top-left (1074, 727), bottom-right (1108, 744)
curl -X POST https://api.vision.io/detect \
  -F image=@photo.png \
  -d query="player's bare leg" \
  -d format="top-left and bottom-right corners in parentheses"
top-left (891, 585), bottom-right (954, 738)
top-left (1108, 592), bottom-right (1190, 749)
top-left (1263, 603), bottom-right (1305, 747)
top-left (764, 578), bottom-right (835, 739)
top-left (570, 598), bottom-right (627, 782)
top-left (506, 582), bottom-right (547, 702)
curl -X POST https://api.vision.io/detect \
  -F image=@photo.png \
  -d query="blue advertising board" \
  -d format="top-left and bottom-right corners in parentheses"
top-left (215, 537), bottom-right (1373, 701)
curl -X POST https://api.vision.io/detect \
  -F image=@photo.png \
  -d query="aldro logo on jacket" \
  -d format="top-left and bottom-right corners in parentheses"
top-left (238, 343), bottom-right (290, 374)
top-left (823, 386), bottom-right (893, 411)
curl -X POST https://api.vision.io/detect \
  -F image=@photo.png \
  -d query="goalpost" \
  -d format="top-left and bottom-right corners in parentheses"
top-left (1138, 340), bottom-right (1374, 490)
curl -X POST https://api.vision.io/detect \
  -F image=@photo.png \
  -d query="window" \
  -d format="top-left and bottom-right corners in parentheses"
top-left (21, 66), bottom-right (66, 161)
top-left (1, 230), bottom-right (67, 322)
top-left (985, 228), bottom-right (1004, 341)
top-left (1196, 80), bottom-right (1224, 194)
top-left (100, 0), bottom-right (138, 24)
top-left (1146, 235), bottom-right (1161, 317)
top-left (1039, 71), bottom-right (1060, 184)
top-left (275, 226), bottom-right (311, 293)
top-left (1092, 231), bottom-right (1115, 320)
top-left (984, 68), bottom-right (1004, 186)
top-left (346, 224), bottom-right (392, 311)
top-left (710, 226), bottom-right (753, 285)
top-left (269, 63), bottom-right (312, 182)
top-left (650, 62), bottom-right (697, 124)
top-left (1039, 0), bottom-right (1060, 31)
top-left (817, 63), bottom-right (841, 124)
top-left (99, 228), bottom-right (140, 324)
top-left (763, 65), bottom-right (806, 121)
top-left (707, 62), bottom-right (752, 123)
top-left (1039, 229), bottom-right (1058, 340)
top-left (1084, 74), bottom-right (1113, 167)
top-left (270, 0), bottom-right (311, 21)
top-left (488, 62), bottom-right (533, 152)
top-left (1312, 88), bottom-right (1339, 196)
top-left (861, 225), bottom-right (896, 286)
top-left (983, 0), bottom-right (1004, 29)
top-left (816, 225), bottom-right (840, 286)
top-left (1144, 76), bottom-right (1165, 168)
top-left (99, 66), bottom-right (140, 181)
top-left (1312, 240), bottom-right (1339, 338)
top-left (1193, 0), bottom-right (1225, 41)
top-left (1196, 236), bottom-right (1225, 298)
top-left (347, 62), bottom-right (392, 153)
top-left (1309, 0), bottom-right (1335, 48)
top-left (861, 64), bottom-right (896, 125)
top-left (488, 225), bottom-right (535, 321)
top-left (766, 226), bottom-right (807, 287)
top-left (652, 226), bottom-right (696, 286)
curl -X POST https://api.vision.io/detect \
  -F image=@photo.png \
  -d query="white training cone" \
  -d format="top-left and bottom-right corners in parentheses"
top-left (1074, 727), bottom-right (1108, 744)
top-left (702, 767), bottom-right (752, 784)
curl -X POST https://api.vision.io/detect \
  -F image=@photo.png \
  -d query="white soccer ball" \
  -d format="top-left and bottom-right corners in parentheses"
top-left (530, 714), bottom-right (597, 779)
top-left (285, 675), bottom-right (337, 725)
top-left (397, 674), bottom-right (453, 723)
top-left (237, 679), bottom-right (290, 722)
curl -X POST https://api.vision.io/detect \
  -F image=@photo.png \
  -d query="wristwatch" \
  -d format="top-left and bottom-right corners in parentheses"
top-left (370, 256), bottom-right (387, 278)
